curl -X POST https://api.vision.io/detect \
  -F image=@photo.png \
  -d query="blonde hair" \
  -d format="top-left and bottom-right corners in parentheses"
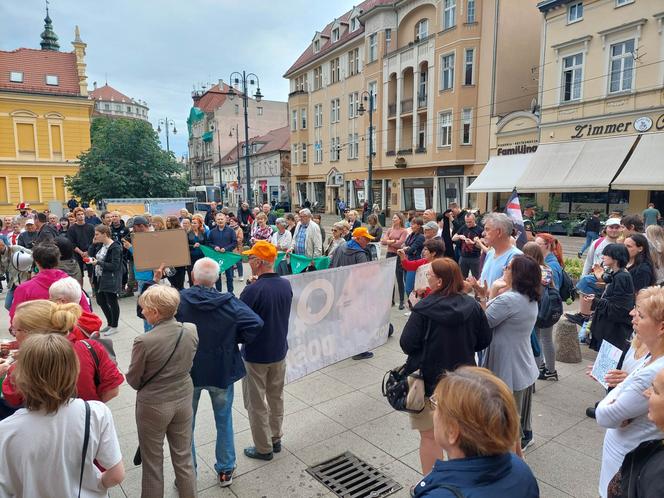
top-left (646, 225), bottom-right (664, 270)
top-left (256, 212), bottom-right (267, 222)
top-left (637, 286), bottom-right (664, 324)
top-left (138, 284), bottom-right (180, 319)
top-left (14, 300), bottom-right (81, 336)
top-left (433, 366), bottom-right (519, 457)
top-left (151, 215), bottom-right (165, 231)
top-left (13, 334), bottom-right (79, 413)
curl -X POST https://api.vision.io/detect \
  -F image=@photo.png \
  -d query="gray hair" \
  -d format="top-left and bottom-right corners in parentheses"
top-left (299, 208), bottom-right (312, 217)
top-left (192, 257), bottom-right (220, 287)
top-left (483, 212), bottom-right (513, 238)
top-left (49, 276), bottom-right (82, 304)
top-left (275, 217), bottom-right (288, 227)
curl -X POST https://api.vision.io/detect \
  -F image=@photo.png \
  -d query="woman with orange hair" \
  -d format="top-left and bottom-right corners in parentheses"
top-left (400, 258), bottom-right (492, 475)
top-left (413, 366), bottom-right (539, 497)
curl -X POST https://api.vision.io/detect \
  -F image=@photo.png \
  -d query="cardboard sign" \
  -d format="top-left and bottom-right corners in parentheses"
top-left (132, 230), bottom-right (191, 271)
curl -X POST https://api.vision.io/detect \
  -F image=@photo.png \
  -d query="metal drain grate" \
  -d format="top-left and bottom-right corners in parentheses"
top-left (307, 452), bottom-right (402, 498)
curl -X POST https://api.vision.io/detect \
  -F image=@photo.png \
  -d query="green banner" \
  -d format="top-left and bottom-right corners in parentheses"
top-left (313, 256), bottom-right (331, 270)
top-left (290, 253), bottom-right (312, 274)
top-left (200, 245), bottom-right (243, 272)
top-left (273, 252), bottom-right (286, 271)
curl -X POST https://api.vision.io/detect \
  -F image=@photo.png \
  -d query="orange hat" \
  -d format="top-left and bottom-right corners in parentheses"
top-left (242, 240), bottom-right (277, 262)
top-left (352, 226), bottom-right (375, 240)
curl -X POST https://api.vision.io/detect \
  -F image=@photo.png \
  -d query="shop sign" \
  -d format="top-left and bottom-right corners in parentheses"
top-left (497, 144), bottom-right (538, 155)
top-left (571, 114), bottom-right (660, 139)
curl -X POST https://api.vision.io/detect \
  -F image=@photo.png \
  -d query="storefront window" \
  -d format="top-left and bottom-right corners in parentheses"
top-left (438, 176), bottom-right (464, 211)
top-left (314, 182), bottom-right (326, 211)
top-left (466, 176), bottom-right (478, 210)
top-left (560, 191), bottom-right (629, 216)
top-left (402, 178), bottom-right (434, 212)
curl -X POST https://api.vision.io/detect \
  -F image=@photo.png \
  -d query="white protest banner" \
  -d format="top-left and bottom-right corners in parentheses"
top-left (413, 188), bottom-right (427, 210)
top-left (591, 340), bottom-right (624, 389)
top-left (284, 258), bottom-right (396, 383)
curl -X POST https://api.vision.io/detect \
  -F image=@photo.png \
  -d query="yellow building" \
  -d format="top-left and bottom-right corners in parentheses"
top-left (0, 13), bottom-right (92, 216)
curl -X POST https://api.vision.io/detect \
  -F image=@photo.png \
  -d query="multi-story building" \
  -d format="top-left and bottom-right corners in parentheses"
top-left (474, 0), bottom-right (664, 215)
top-left (284, 0), bottom-right (542, 214)
top-left (0, 12), bottom-right (93, 215)
top-left (218, 126), bottom-right (291, 208)
top-left (89, 82), bottom-right (149, 121)
top-left (186, 81), bottom-right (287, 188)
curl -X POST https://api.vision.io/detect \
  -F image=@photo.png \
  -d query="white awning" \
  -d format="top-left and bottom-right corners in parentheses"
top-left (466, 154), bottom-right (534, 193)
top-left (516, 136), bottom-right (637, 192)
top-left (611, 134), bottom-right (664, 190)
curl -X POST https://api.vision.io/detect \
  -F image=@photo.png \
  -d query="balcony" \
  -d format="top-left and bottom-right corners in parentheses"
top-left (388, 103), bottom-right (397, 117)
top-left (417, 95), bottom-right (427, 109)
top-left (401, 99), bottom-right (413, 114)
top-left (386, 150), bottom-right (396, 156)
top-left (288, 89), bottom-right (308, 98)
top-left (415, 147), bottom-right (427, 154)
top-left (397, 148), bottom-right (413, 155)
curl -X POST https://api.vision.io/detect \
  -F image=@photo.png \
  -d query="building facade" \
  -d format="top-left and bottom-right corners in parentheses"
top-left (0, 15), bottom-right (93, 215)
top-left (218, 126), bottom-right (291, 208)
top-left (89, 82), bottom-right (149, 121)
top-left (187, 81), bottom-right (287, 188)
top-left (284, 0), bottom-right (542, 214)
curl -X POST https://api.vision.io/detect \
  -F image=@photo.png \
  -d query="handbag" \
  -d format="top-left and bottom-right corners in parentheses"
top-left (133, 325), bottom-right (184, 466)
top-left (382, 320), bottom-right (432, 413)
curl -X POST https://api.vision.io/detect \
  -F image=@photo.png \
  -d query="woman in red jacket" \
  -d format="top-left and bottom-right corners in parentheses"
top-left (396, 239), bottom-right (447, 308)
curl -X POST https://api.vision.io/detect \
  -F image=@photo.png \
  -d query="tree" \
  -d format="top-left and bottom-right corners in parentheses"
top-left (67, 117), bottom-right (188, 201)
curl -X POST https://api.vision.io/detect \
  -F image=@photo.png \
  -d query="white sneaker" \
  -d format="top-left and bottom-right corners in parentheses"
top-left (103, 327), bottom-right (118, 337)
top-left (239, 276), bottom-right (244, 282)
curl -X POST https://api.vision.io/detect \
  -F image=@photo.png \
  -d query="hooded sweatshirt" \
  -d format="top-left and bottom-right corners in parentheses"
top-left (330, 239), bottom-right (370, 268)
top-left (176, 285), bottom-right (263, 389)
top-left (414, 453), bottom-right (539, 497)
top-left (9, 268), bottom-right (91, 323)
top-left (70, 311), bottom-right (104, 342)
top-left (400, 293), bottom-right (492, 396)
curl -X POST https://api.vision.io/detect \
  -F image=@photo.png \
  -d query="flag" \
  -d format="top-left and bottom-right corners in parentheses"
top-left (199, 245), bottom-right (243, 272)
top-left (505, 188), bottom-right (528, 249)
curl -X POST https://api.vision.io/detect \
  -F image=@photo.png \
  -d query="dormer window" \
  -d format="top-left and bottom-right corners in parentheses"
top-left (314, 39), bottom-right (320, 53)
top-left (332, 27), bottom-right (340, 42)
top-left (9, 72), bottom-right (23, 83)
top-left (415, 19), bottom-right (428, 41)
top-left (45, 74), bottom-right (59, 86)
top-left (351, 17), bottom-right (359, 32)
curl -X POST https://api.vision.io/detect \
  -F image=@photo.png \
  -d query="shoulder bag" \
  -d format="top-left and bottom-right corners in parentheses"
top-left (133, 325), bottom-right (184, 466)
top-left (78, 400), bottom-right (91, 498)
top-left (382, 320), bottom-right (432, 413)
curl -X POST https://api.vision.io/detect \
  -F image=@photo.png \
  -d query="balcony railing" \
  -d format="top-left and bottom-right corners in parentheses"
top-left (417, 95), bottom-right (427, 108)
top-left (388, 104), bottom-right (397, 117)
top-left (401, 99), bottom-right (413, 113)
top-left (386, 150), bottom-right (396, 156)
top-left (397, 148), bottom-right (413, 155)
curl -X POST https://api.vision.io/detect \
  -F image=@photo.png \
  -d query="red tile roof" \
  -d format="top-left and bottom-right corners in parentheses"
top-left (193, 82), bottom-right (240, 113)
top-left (283, 0), bottom-right (392, 77)
top-left (0, 48), bottom-right (82, 96)
top-left (89, 84), bottom-right (135, 103)
top-left (220, 125), bottom-right (290, 165)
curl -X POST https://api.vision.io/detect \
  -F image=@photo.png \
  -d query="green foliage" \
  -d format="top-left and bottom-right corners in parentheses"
top-left (274, 209), bottom-right (285, 217)
top-left (66, 117), bottom-right (188, 201)
top-left (564, 257), bottom-right (583, 279)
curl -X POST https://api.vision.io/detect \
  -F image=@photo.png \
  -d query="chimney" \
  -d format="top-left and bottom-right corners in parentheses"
top-left (93, 81), bottom-right (97, 90)
top-left (219, 79), bottom-right (224, 90)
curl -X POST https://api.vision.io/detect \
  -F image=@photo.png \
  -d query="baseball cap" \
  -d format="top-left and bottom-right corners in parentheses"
top-left (352, 226), bottom-right (375, 240)
top-left (24, 218), bottom-right (35, 225)
top-left (132, 216), bottom-right (149, 226)
top-left (525, 202), bottom-right (537, 209)
top-left (242, 240), bottom-right (277, 263)
top-left (605, 218), bottom-right (622, 227)
top-left (423, 221), bottom-right (439, 231)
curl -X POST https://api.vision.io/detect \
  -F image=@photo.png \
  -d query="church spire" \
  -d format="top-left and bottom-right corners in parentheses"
top-left (40, 3), bottom-right (60, 51)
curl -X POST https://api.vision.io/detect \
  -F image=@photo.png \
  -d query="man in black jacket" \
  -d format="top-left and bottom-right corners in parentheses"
top-left (17, 219), bottom-right (38, 249)
top-left (110, 211), bottom-right (132, 297)
top-left (33, 212), bottom-right (58, 246)
top-left (67, 207), bottom-right (95, 287)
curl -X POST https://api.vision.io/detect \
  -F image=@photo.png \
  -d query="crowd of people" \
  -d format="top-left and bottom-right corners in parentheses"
top-left (0, 197), bottom-right (663, 497)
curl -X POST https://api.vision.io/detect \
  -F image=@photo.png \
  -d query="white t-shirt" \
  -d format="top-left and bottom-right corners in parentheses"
top-left (0, 399), bottom-right (122, 498)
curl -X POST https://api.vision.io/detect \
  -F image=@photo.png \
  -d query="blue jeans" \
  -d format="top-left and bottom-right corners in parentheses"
top-left (235, 261), bottom-right (243, 278)
top-left (579, 231), bottom-right (599, 256)
top-left (192, 384), bottom-right (235, 474)
top-left (4, 286), bottom-right (14, 311)
top-left (405, 270), bottom-right (416, 296)
top-left (137, 280), bottom-right (154, 332)
top-left (215, 268), bottom-right (234, 294)
top-left (576, 274), bottom-right (599, 295)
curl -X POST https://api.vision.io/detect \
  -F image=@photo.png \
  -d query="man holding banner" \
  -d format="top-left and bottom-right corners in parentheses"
top-left (207, 213), bottom-right (238, 294)
top-left (288, 209), bottom-right (322, 273)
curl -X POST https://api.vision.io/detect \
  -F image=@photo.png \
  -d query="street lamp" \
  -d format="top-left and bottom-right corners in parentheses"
top-left (229, 125), bottom-right (242, 209)
top-left (157, 118), bottom-right (177, 153)
top-left (221, 71), bottom-right (263, 207)
top-left (357, 91), bottom-right (376, 211)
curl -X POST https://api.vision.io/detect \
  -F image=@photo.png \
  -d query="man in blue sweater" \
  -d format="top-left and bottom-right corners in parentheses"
top-left (240, 241), bottom-right (293, 461)
top-left (206, 213), bottom-right (237, 293)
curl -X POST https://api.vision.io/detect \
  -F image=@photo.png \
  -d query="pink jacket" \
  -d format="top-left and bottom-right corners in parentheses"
top-left (9, 268), bottom-right (91, 323)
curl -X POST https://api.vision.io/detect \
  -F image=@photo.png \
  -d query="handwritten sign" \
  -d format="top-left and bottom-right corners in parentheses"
top-left (591, 340), bottom-right (624, 389)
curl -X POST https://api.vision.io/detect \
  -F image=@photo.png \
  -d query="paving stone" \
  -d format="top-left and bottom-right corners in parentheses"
top-left (323, 362), bottom-right (387, 389)
top-left (293, 430), bottom-right (394, 469)
top-left (314, 390), bottom-right (393, 429)
top-left (537, 480), bottom-right (574, 498)
top-left (378, 459), bottom-right (423, 498)
top-left (280, 406), bottom-right (347, 451)
top-left (553, 418), bottom-right (605, 461)
top-left (353, 411), bottom-right (420, 459)
top-left (531, 400), bottom-right (586, 440)
top-left (284, 372), bottom-right (355, 405)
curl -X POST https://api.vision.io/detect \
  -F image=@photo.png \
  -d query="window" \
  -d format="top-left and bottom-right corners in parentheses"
top-left (562, 53), bottom-right (583, 102)
top-left (330, 57), bottom-right (340, 84)
top-left (315, 132), bottom-right (323, 163)
top-left (616, 0), bottom-right (633, 6)
top-left (9, 72), bottom-right (23, 83)
top-left (257, 106), bottom-right (264, 116)
top-left (54, 177), bottom-right (66, 201)
top-left (332, 27), bottom-right (340, 42)
top-left (415, 19), bottom-right (428, 41)
top-left (291, 109), bottom-right (298, 131)
top-left (439, 112), bottom-right (452, 147)
top-left (314, 66), bottom-right (323, 90)
top-left (21, 177), bottom-right (40, 202)
top-left (126, 106), bottom-right (132, 114)
top-left (50, 124), bottom-right (63, 160)
top-left (568, 2), bottom-right (583, 23)
top-left (467, 0), bottom-right (476, 23)
top-left (366, 126), bottom-right (376, 157)
top-left (331, 137), bottom-right (340, 161)
top-left (443, 0), bottom-right (456, 29)
top-left (234, 104), bottom-right (239, 115)
top-left (348, 48), bottom-right (360, 76)
top-left (351, 17), bottom-right (359, 32)
top-left (461, 108), bottom-right (472, 145)
top-left (114, 104), bottom-right (121, 111)
top-left (351, 133), bottom-right (359, 159)
top-left (441, 53), bottom-right (455, 90)
top-left (301, 143), bottom-right (308, 163)
top-left (348, 92), bottom-right (358, 119)
top-left (464, 49), bottom-right (474, 85)
top-left (368, 81), bottom-right (377, 111)
top-left (418, 122), bottom-right (426, 150)
top-left (104, 103), bottom-right (110, 111)
top-left (385, 28), bottom-right (392, 51)
top-left (609, 39), bottom-right (635, 93)
top-left (368, 33), bottom-right (377, 62)
top-left (314, 104), bottom-right (323, 128)
top-left (314, 39), bottom-right (320, 53)
top-left (16, 123), bottom-right (36, 157)
top-left (301, 108), bottom-right (307, 129)
top-left (330, 98), bottom-right (340, 123)
top-left (0, 177), bottom-right (8, 203)
top-left (45, 74), bottom-right (59, 86)
top-left (418, 70), bottom-right (427, 107)
top-left (292, 144), bottom-right (299, 164)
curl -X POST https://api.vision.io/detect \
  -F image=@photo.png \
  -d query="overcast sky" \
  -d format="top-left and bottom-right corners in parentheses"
top-left (1, 0), bottom-right (358, 157)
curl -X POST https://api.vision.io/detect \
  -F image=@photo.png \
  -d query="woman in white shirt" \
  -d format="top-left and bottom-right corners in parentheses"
top-left (596, 285), bottom-right (664, 497)
top-left (270, 218), bottom-right (292, 252)
top-left (0, 334), bottom-right (124, 497)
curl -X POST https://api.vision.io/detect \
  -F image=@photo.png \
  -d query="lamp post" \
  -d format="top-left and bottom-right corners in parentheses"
top-left (229, 125), bottom-right (242, 209)
top-left (221, 71), bottom-right (263, 208)
top-left (357, 91), bottom-right (375, 211)
top-left (157, 118), bottom-right (177, 153)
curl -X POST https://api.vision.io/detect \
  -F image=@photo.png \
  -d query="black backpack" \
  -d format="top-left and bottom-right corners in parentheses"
top-left (536, 285), bottom-right (563, 328)
top-left (559, 270), bottom-right (577, 302)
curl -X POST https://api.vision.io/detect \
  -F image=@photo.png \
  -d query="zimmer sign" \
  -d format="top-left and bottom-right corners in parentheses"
top-left (571, 114), bottom-right (662, 139)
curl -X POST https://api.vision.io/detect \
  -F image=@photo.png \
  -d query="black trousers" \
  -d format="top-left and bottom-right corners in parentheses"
top-left (167, 267), bottom-right (186, 291)
top-left (96, 291), bottom-right (119, 327)
top-left (387, 252), bottom-right (405, 305)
